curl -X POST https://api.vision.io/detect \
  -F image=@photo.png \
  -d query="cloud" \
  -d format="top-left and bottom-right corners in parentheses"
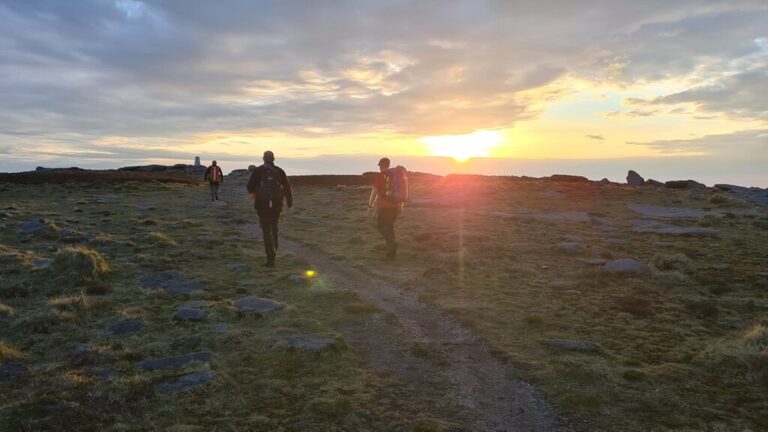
top-left (0, 0), bottom-right (767, 170)
top-left (629, 129), bottom-right (768, 155)
top-left (585, 134), bottom-right (605, 141)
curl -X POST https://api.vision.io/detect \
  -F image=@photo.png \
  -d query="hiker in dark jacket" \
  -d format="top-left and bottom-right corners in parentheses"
top-left (368, 157), bottom-right (407, 259)
top-left (246, 151), bottom-right (293, 267)
top-left (204, 160), bottom-right (224, 201)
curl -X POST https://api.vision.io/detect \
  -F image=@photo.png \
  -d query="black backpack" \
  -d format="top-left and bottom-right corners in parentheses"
top-left (257, 164), bottom-right (284, 208)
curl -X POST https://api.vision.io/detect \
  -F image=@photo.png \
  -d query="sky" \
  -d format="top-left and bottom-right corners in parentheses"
top-left (1, 0), bottom-right (767, 186)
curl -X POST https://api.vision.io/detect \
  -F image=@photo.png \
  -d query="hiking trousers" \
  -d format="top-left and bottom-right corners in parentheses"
top-left (377, 207), bottom-right (399, 251)
top-left (257, 205), bottom-right (282, 262)
top-left (209, 182), bottom-right (220, 201)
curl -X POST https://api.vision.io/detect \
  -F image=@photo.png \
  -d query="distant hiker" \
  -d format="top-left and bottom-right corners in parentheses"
top-left (368, 157), bottom-right (409, 259)
top-left (247, 151), bottom-right (293, 268)
top-left (204, 160), bottom-right (224, 201)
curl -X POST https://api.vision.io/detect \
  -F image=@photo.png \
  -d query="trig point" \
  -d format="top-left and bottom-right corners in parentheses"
top-left (194, 156), bottom-right (201, 167)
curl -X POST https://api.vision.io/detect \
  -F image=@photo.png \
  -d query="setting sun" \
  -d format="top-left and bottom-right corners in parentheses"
top-left (420, 130), bottom-right (504, 162)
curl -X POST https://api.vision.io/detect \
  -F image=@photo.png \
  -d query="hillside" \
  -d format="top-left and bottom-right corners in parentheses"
top-left (1, 170), bottom-right (767, 431)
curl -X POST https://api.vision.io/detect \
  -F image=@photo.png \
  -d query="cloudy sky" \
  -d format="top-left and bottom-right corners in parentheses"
top-left (1, 0), bottom-right (767, 185)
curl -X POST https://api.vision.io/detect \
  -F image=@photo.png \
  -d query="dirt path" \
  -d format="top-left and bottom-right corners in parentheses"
top-left (226, 198), bottom-right (570, 431)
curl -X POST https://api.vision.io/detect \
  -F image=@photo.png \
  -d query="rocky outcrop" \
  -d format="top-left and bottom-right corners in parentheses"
top-left (626, 170), bottom-right (644, 187)
top-left (665, 179), bottom-right (706, 189)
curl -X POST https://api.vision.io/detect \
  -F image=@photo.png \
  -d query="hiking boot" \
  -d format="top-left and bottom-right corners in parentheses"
top-left (264, 260), bottom-right (276, 268)
top-left (385, 243), bottom-right (398, 259)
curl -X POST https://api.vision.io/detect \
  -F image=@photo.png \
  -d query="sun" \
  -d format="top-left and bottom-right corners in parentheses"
top-left (420, 130), bottom-right (504, 162)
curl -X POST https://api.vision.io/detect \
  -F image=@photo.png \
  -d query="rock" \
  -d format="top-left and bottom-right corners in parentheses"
top-left (137, 271), bottom-right (205, 296)
top-left (213, 323), bottom-right (229, 333)
top-left (665, 179), bottom-right (707, 189)
top-left (599, 178), bottom-right (611, 185)
top-left (194, 156), bottom-right (201, 167)
top-left (546, 339), bottom-right (601, 352)
top-left (19, 218), bottom-right (58, 238)
top-left (84, 367), bottom-right (120, 382)
top-left (0, 362), bottom-right (27, 381)
top-left (234, 296), bottom-right (286, 315)
top-left (711, 264), bottom-right (731, 271)
top-left (584, 258), bottom-right (609, 266)
top-left (288, 274), bottom-right (312, 284)
top-left (180, 300), bottom-right (208, 309)
top-left (32, 258), bottom-right (53, 269)
top-left (230, 262), bottom-right (250, 273)
top-left (628, 203), bottom-right (708, 219)
top-left (170, 336), bottom-right (201, 351)
top-left (557, 242), bottom-right (584, 253)
top-left (174, 308), bottom-right (207, 321)
top-left (645, 179), bottom-right (664, 187)
top-left (548, 174), bottom-right (589, 183)
top-left (626, 170), bottom-right (644, 187)
top-left (604, 259), bottom-right (651, 275)
top-left (157, 370), bottom-right (215, 393)
top-left (272, 332), bottom-right (337, 352)
top-left (633, 225), bottom-right (719, 237)
top-left (106, 319), bottom-right (146, 337)
top-left (137, 352), bottom-right (212, 371)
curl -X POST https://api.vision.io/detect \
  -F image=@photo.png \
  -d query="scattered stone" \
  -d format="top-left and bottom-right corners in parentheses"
top-left (604, 259), bottom-right (651, 275)
top-left (271, 331), bottom-right (337, 352)
top-left (137, 352), bottom-right (212, 371)
top-left (599, 178), bottom-right (611, 185)
top-left (546, 339), bottom-right (601, 352)
top-left (665, 179), bottom-right (706, 189)
top-left (654, 241), bottom-right (676, 248)
top-left (170, 336), bottom-right (201, 351)
top-left (137, 271), bottom-right (205, 296)
top-left (213, 323), bottom-right (229, 333)
top-left (174, 308), bottom-right (207, 321)
top-left (288, 274), bottom-right (312, 284)
top-left (32, 258), bottom-right (53, 269)
top-left (711, 264), bottom-right (731, 271)
top-left (584, 258), bottom-right (609, 266)
top-left (234, 296), bottom-right (286, 315)
top-left (84, 367), bottom-right (120, 382)
top-left (557, 242), bottom-right (584, 253)
top-left (626, 170), bottom-right (644, 187)
top-left (633, 225), bottom-right (719, 237)
top-left (629, 203), bottom-right (708, 219)
top-left (157, 370), bottom-right (215, 393)
top-left (19, 218), bottom-right (58, 238)
top-left (230, 262), bottom-right (250, 273)
top-left (0, 362), bottom-right (27, 380)
top-left (106, 318), bottom-right (146, 337)
top-left (645, 179), bottom-right (664, 187)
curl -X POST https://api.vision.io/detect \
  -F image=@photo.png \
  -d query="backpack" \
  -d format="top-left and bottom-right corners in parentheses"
top-left (257, 164), bottom-right (284, 208)
top-left (387, 166), bottom-right (409, 204)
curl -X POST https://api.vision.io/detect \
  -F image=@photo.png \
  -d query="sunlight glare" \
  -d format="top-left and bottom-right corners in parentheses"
top-left (420, 130), bottom-right (504, 162)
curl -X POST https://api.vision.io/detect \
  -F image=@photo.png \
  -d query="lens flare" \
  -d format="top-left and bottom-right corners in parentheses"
top-left (420, 130), bottom-right (504, 162)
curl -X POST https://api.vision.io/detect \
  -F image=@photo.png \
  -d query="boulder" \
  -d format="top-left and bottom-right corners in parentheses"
top-left (645, 179), bottom-right (664, 187)
top-left (174, 308), bottom-right (207, 321)
top-left (599, 178), bottom-right (611, 185)
top-left (665, 179), bottom-right (707, 189)
top-left (137, 352), bottom-right (212, 371)
top-left (604, 259), bottom-right (651, 275)
top-left (548, 174), bottom-right (589, 183)
top-left (234, 296), bottom-right (286, 315)
top-left (19, 218), bottom-right (59, 238)
top-left (626, 170), bottom-right (644, 187)
top-left (557, 242), bottom-right (584, 253)
top-left (106, 319), bottom-right (146, 337)
top-left (137, 271), bottom-right (205, 296)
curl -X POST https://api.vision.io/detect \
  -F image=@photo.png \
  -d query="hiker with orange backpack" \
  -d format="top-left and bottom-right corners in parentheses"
top-left (368, 157), bottom-right (409, 259)
top-left (247, 151), bottom-right (293, 268)
top-left (204, 160), bottom-right (224, 201)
